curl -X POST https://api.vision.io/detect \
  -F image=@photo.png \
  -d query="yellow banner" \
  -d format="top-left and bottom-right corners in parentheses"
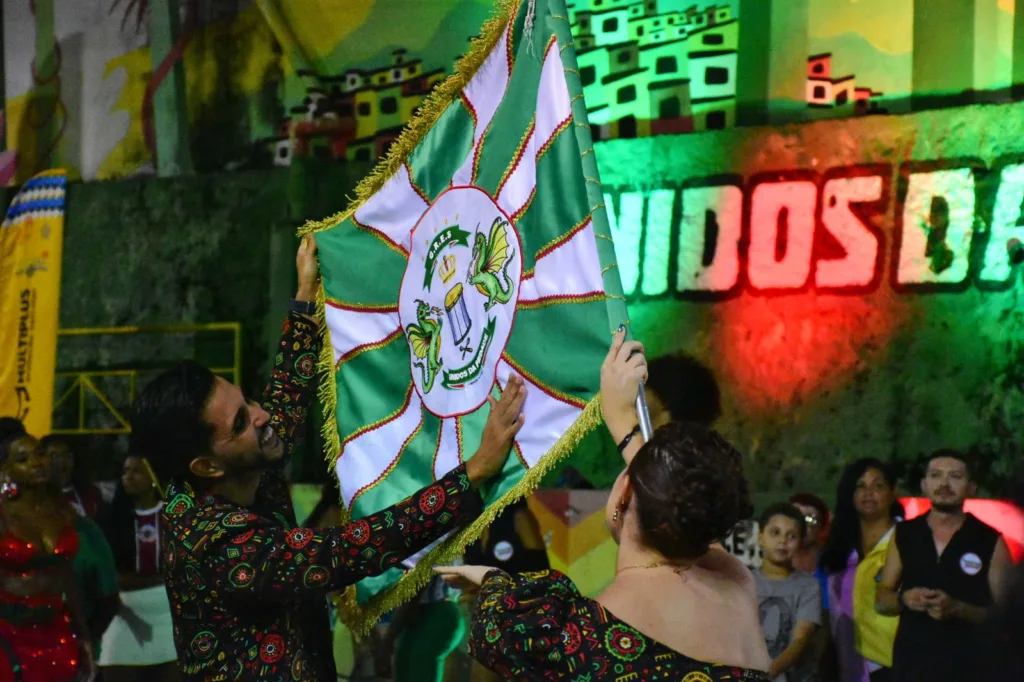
top-left (0, 170), bottom-right (66, 435)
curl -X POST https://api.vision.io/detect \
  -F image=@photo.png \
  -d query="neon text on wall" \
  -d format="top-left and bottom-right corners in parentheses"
top-left (606, 158), bottom-right (1024, 298)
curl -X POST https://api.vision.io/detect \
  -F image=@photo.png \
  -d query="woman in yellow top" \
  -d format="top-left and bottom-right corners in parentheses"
top-left (819, 458), bottom-right (902, 682)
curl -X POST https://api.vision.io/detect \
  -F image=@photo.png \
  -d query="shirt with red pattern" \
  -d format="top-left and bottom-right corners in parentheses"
top-left (133, 502), bottom-right (164, 576)
top-left (471, 569), bottom-right (772, 682)
top-left (161, 312), bottom-right (483, 681)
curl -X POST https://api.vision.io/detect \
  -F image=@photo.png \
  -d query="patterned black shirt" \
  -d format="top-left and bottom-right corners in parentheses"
top-left (162, 312), bottom-right (483, 680)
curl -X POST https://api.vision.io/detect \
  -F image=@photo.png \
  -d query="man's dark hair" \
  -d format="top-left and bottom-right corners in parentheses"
top-left (759, 502), bottom-right (807, 540)
top-left (924, 448), bottom-right (972, 479)
top-left (646, 353), bottom-right (721, 426)
top-left (131, 361), bottom-right (217, 484)
top-left (627, 421), bottom-right (752, 561)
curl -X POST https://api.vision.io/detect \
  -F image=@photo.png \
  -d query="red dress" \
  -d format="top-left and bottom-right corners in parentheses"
top-left (0, 518), bottom-right (83, 682)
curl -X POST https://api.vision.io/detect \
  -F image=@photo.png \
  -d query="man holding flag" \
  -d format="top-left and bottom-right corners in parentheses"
top-left (130, 236), bottom-right (527, 681)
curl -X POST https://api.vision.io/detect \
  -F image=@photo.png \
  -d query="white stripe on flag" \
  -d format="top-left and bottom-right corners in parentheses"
top-left (432, 417), bottom-right (462, 480)
top-left (496, 41), bottom-right (573, 219)
top-left (496, 359), bottom-right (582, 468)
top-left (337, 389), bottom-right (423, 508)
top-left (519, 220), bottom-right (604, 302)
top-left (450, 27), bottom-right (513, 187)
top-left (324, 303), bottom-right (400, 367)
top-left (353, 164), bottom-right (429, 253)
top-left (533, 38), bottom-right (574, 156)
top-left (495, 124), bottom-right (536, 217)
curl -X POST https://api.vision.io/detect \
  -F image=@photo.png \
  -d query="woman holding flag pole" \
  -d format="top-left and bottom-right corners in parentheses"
top-left (438, 329), bottom-right (772, 682)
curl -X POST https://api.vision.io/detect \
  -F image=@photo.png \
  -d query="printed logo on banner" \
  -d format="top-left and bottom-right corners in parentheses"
top-left (399, 187), bottom-right (522, 418)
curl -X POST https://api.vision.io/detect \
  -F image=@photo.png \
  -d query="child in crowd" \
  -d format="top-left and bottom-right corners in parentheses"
top-left (756, 503), bottom-right (822, 682)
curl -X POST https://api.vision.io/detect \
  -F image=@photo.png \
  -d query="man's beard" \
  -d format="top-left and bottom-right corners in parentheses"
top-left (224, 448), bottom-right (281, 477)
top-left (932, 501), bottom-right (963, 513)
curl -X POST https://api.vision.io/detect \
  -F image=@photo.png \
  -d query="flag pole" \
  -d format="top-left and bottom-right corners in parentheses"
top-left (636, 389), bottom-right (653, 441)
top-left (550, 0), bottom-right (653, 442)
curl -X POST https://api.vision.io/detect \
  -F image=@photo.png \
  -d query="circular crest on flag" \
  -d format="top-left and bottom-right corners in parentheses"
top-left (399, 186), bottom-right (522, 417)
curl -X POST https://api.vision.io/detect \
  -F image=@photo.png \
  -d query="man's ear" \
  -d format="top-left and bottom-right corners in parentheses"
top-left (189, 456), bottom-right (225, 480)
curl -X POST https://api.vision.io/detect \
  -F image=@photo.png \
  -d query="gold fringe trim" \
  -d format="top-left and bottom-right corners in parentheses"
top-left (300, 0), bottom-right (520, 633)
top-left (297, 0), bottom-right (518, 240)
top-left (345, 394), bottom-right (605, 636)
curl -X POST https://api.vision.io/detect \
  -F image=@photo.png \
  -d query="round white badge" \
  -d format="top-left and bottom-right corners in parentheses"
top-left (399, 186), bottom-right (522, 418)
top-left (493, 540), bottom-right (515, 563)
top-left (959, 552), bottom-right (983, 576)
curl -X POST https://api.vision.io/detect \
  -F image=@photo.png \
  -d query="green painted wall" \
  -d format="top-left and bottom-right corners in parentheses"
top-left (51, 160), bottom-right (367, 480)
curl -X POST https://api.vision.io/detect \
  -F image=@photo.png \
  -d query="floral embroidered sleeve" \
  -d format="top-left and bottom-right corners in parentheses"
top-left (262, 312), bottom-right (319, 451)
top-left (203, 465), bottom-right (482, 602)
top-left (255, 312), bottom-right (319, 517)
top-left (470, 569), bottom-right (581, 679)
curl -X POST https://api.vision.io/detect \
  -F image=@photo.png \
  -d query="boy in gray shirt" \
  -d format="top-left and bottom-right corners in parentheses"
top-left (755, 503), bottom-right (822, 682)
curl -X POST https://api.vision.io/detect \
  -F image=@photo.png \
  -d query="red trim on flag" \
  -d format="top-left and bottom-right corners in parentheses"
top-left (430, 418), bottom-right (448, 479)
top-left (459, 92), bottom-right (478, 129)
top-left (405, 161), bottom-right (432, 205)
top-left (505, 5), bottom-right (517, 76)
top-left (495, 120), bottom-right (535, 200)
top-left (351, 214), bottom-right (410, 257)
top-left (335, 327), bottom-right (404, 369)
top-left (341, 384), bottom-right (416, 450)
top-left (502, 353), bottom-right (587, 409)
top-left (536, 115), bottom-right (573, 162)
top-left (455, 416), bottom-right (465, 464)
top-left (511, 186), bottom-right (536, 224)
top-left (325, 298), bottom-right (399, 313)
top-left (512, 440), bottom-right (528, 468)
top-left (518, 292), bottom-right (606, 309)
top-left (535, 217), bottom-right (592, 261)
top-left (350, 412), bottom-right (425, 508)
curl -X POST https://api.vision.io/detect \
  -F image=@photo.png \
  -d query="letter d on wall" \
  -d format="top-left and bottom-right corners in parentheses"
top-left (896, 166), bottom-right (976, 287)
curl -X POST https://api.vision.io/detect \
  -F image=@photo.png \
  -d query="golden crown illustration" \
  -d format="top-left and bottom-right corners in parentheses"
top-left (440, 253), bottom-right (457, 283)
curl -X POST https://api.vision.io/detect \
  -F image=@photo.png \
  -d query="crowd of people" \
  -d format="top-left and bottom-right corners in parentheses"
top-left (0, 236), bottom-right (1021, 681)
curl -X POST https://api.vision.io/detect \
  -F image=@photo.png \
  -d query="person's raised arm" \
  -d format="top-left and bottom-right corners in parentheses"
top-left (261, 234), bottom-right (321, 448)
top-left (214, 375), bottom-right (525, 600)
top-left (600, 327), bottom-right (648, 465)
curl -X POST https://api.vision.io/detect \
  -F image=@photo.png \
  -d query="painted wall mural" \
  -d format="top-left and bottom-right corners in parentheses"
top-left (593, 98), bottom-right (1024, 497)
top-left (3, 0), bottom-right (1024, 185)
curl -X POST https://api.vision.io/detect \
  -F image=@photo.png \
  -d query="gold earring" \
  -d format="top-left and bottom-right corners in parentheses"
top-left (612, 507), bottom-right (619, 523)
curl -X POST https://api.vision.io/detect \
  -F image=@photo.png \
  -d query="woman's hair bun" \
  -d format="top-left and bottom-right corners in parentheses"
top-left (628, 422), bottom-right (752, 561)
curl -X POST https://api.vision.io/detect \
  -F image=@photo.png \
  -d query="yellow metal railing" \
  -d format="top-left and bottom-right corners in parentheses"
top-left (53, 323), bottom-right (242, 435)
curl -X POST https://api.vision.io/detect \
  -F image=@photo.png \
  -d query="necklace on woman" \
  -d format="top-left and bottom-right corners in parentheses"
top-left (618, 561), bottom-right (689, 574)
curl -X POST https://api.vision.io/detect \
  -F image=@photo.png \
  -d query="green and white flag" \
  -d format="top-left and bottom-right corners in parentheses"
top-left (305, 0), bottom-right (627, 630)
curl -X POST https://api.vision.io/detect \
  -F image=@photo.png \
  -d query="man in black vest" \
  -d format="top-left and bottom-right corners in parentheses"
top-left (876, 450), bottom-right (1012, 681)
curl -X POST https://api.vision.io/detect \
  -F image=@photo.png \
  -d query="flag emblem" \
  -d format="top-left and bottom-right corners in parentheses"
top-left (400, 187), bottom-right (522, 415)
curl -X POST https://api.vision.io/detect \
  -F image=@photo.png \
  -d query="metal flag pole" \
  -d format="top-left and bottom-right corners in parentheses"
top-left (636, 385), bottom-right (653, 442)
